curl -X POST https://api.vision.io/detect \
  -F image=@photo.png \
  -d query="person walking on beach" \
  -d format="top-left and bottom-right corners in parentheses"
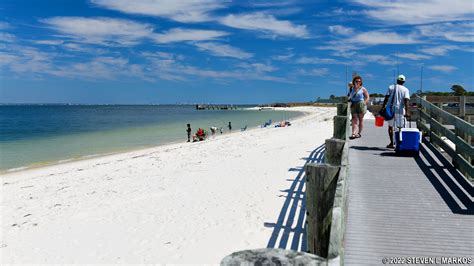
top-left (349, 76), bottom-right (369, 139)
top-left (228, 122), bottom-right (232, 132)
top-left (381, 74), bottom-right (410, 149)
top-left (186, 124), bottom-right (192, 142)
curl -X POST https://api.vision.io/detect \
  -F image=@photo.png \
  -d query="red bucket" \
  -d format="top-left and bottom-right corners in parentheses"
top-left (375, 116), bottom-right (384, 127)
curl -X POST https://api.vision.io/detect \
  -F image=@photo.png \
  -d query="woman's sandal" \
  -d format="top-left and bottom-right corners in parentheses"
top-left (349, 134), bottom-right (356, 140)
top-left (355, 133), bottom-right (362, 138)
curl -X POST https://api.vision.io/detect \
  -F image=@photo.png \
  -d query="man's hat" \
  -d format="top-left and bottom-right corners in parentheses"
top-left (397, 74), bottom-right (406, 82)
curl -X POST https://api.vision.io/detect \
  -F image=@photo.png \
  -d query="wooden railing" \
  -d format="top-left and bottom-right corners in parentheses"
top-left (305, 103), bottom-right (350, 264)
top-left (425, 96), bottom-right (474, 119)
top-left (415, 96), bottom-right (474, 181)
top-left (221, 105), bottom-right (347, 265)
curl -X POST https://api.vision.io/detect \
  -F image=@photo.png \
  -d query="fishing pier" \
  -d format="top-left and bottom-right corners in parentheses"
top-left (222, 96), bottom-right (473, 265)
top-left (195, 104), bottom-right (237, 110)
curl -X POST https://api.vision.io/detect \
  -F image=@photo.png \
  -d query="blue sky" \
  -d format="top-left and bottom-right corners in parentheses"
top-left (0, 0), bottom-right (473, 104)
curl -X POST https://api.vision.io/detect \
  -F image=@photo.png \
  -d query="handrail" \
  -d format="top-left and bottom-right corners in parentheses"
top-left (415, 96), bottom-right (473, 181)
top-left (305, 103), bottom-right (350, 265)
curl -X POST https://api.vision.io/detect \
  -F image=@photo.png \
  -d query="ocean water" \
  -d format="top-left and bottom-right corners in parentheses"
top-left (0, 105), bottom-right (303, 171)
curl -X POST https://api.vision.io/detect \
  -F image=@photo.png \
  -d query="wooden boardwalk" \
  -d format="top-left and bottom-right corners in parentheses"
top-left (344, 120), bottom-right (474, 265)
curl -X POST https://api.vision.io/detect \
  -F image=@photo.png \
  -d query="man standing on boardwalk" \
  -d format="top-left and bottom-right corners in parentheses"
top-left (381, 74), bottom-right (411, 149)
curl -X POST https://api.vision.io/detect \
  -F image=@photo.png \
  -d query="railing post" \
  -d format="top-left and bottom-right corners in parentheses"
top-left (333, 116), bottom-right (348, 140)
top-left (325, 138), bottom-right (346, 165)
top-left (459, 96), bottom-right (466, 119)
top-left (336, 103), bottom-right (347, 116)
top-left (305, 163), bottom-right (340, 258)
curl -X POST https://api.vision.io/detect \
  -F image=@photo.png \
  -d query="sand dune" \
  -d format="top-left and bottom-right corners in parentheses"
top-left (1, 106), bottom-right (336, 264)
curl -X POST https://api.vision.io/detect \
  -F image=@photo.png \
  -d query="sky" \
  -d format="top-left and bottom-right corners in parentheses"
top-left (0, 0), bottom-right (473, 104)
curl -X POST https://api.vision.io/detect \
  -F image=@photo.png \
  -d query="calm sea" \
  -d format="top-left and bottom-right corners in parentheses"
top-left (0, 105), bottom-right (303, 171)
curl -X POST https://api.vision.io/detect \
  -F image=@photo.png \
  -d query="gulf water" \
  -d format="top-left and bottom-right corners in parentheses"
top-left (0, 105), bottom-right (303, 171)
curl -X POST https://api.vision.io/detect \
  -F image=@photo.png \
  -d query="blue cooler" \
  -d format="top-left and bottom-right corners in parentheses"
top-left (395, 128), bottom-right (421, 154)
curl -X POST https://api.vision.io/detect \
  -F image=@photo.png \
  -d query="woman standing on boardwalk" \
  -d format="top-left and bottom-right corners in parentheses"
top-left (349, 75), bottom-right (369, 139)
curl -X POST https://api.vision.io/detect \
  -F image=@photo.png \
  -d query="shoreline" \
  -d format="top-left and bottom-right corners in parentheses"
top-left (1, 107), bottom-right (308, 175)
top-left (1, 106), bottom-right (336, 264)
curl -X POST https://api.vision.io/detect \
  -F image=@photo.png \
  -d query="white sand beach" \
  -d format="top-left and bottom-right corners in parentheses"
top-left (1, 106), bottom-right (336, 264)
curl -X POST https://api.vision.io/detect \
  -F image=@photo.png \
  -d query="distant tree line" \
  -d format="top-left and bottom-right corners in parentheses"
top-left (417, 85), bottom-right (473, 96)
top-left (314, 85), bottom-right (472, 104)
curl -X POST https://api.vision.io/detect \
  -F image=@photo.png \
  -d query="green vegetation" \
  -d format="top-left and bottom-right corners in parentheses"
top-left (417, 84), bottom-right (473, 96)
top-left (369, 93), bottom-right (385, 97)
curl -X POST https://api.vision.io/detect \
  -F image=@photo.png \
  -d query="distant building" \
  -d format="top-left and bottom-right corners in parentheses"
top-left (370, 97), bottom-right (385, 105)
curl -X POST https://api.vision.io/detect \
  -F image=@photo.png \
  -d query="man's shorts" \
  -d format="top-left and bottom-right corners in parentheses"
top-left (350, 101), bottom-right (367, 115)
top-left (387, 107), bottom-right (406, 127)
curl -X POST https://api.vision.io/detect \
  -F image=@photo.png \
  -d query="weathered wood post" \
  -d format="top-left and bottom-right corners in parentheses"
top-left (305, 163), bottom-right (340, 258)
top-left (333, 116), bottom-right (348, 140)
top-left (336, 103), bottom-right (347, 116)
top-left (325, 138), bottom-right (346, 165)
top-left (459, 96), bottom-right (466, 119)
top-left (333, 103), bottom-right (348, 140)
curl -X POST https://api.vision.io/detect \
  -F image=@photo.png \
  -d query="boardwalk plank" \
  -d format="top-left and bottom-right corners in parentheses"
top-left (344, 120), bottom-right (474, 265)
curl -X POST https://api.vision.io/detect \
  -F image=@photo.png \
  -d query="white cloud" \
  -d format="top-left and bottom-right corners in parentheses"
top-left (152, 28), bottom-right (228, 43)
top-left (141, 51), bottom-right (181, 61)
top-left (317, 30), bottom-right (420, 53)
top-left (351, 31), bottom-right (420, 45)
top-left (90, 0), bottom-right (224, 23)
top-left (4, 46), bottom-right (55, 75)
top-left (315, 42), bottom-right (363, 54)
top-left (315, 7), bottom-right (358, 18)
top-left (219, 12), bottom-right (308, 38)
top-left (418, 22), bottom-right (474, 42)
top-left (421, 45), bottom-right (460, 56)
top-left (62, 43), bottom-right (108, 54)
top-left (328, 25), bottom-right (354, 36)
top-left (364, 54), bottom-right (393, 65)
top-left (297, 68), bottom-right (330, 76)
top-left (0, 32), bottom-right (16, 42)
top-left (42, 17), bottom-right (154, 46)
top-left (396, 53), bottom-right (431, 61)
top-left (0, 21), bottom-right (11, 30)
top-left (295, 56), bottom-right (340, 64)
top-left (238, 62), bottom-right (278, 72)
top-left (34, 40), bottom-right (65, 45)
top-left (247, 2), bottom-right (295, 8)
top-left (428, 65), bottom-right (457, 73)
top-left (194, 42), bottom-right (252, 59)
top-left (272, 53), bottom-right (294, 61)
top-left (0, 53), bottom-right (20, 66)
top-left (355, 0), bottom-right (474, 25)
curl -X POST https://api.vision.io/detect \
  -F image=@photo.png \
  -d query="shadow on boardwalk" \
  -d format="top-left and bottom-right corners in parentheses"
top-left (415, 140), bottom-right (474, 215)
top-left (265, 143), bottom-right (325, 251)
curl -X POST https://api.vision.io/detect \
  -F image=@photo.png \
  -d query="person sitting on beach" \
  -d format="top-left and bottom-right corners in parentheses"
top-left (210, 126), bottom-right (218, 135)
top-left (195, 128), bottom-right (205, 141)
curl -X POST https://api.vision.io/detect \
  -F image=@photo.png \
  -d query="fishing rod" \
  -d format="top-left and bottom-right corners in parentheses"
top-left (345, 66), bottom-right (349, 96)
top-left (420, 64), bottom-right (424, 94)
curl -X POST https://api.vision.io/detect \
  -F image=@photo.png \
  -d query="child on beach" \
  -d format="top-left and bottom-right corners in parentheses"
top-left (186, 124), bottom-right (192, 142)
top-left (193, 128), bottom-right (206, 141)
